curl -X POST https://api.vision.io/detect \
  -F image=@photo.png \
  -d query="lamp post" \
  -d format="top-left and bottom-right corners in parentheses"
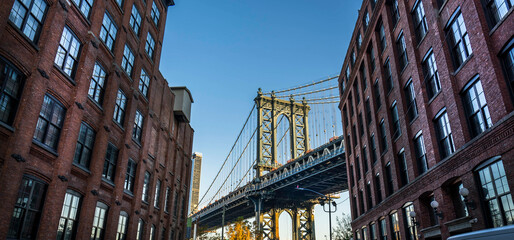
top-left (296, 186), bottom-right (337, 240)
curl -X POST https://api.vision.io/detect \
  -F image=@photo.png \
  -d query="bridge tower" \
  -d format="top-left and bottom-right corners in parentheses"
top-left (254, 89), bottom-right (310, 178)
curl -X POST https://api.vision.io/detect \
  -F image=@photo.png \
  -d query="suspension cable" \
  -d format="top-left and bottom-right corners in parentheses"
top-left (262, 75), bottom-right (339, 95)
top-left (275, 86), bottom-right (339, 98)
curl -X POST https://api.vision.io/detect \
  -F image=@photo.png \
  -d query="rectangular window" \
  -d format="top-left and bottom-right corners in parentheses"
top-left (347, 134), bottom-right (352, 155)
top-left (102, 143), bottom-right (118, 182)
top-left (363, 11), bottom-right (370, 32)
top-left (403, 204), bottom-right (418, 240)
top-left (150, 225), bottom-right (155, 240)
top-left (121, 45), bottom-right (135, 76)
top-left (384, 59), bottom-right (393, 93)
top-left (139, 69), bottom-right (150, 97)
top-left (379, 218), bottom-right (387, 240)
top-left (375, 173), bottom-right (382, 203)
top-left (116, 211), bottom-right (129, 240)
top-left (379, 22), bottom-right (387, 53)
top-left (379, 119), bottom-right (387, 153)
top-left (477, 159), bottom-right (514, 227)
top-left (362, 227), bottom-right (368, 240)
top-left (146, 33), bottom-right (156, 59)
top-left (391, 0), bottom-right (400, 26)
top-left (390, 101), bottom-right (401, 139)
top-left (360, 64), bottom-right (368, 90)
top-left (57, 190), bottom-right (81, 240)
top-left (346, 66), bottom-right (351, 81)
top-left (369, 46), bottom-right (376, 72)
top-left (350, 164), bottom-right (355, 186)
top-left (33, 94), bottom-right (66, 150)
top-left (358, 33), bottom-right (363, 51)
top-left (365, 98), bottom-right (372, 125)
top-left (398, 149), bottom-right (409, 187)
top-left (154, 179), bottom-right (161, 208)
top-left (390, 212), bottom-right (400, 240)
top-left (165, 187), bottom-right (171, 212)
top-left (446, 10), bottom-right (473, 69)
top-left (374, 79), bottom-right (381, 111)
top-left (356, 230), bottom-right (362, 240)
top-left (351, 50), bottom-right (356, 66)
top-left (151, 1), bottom-right (161, 26)
top-left (129, 5), bottom-right (142, 35)
top-left (352, 195), bottom-right (358, 218)
top-left (0, 58), bottom-right (25, 125)
top-left (385, 162), bottom-right (394, 196)
top-left (343, 105), bottom-right (349, 127)
top-left (434, 110), bottom-right (455, 159)
top-left (412, 0), bottom-right (428, 43)
top-left (356, 155), bottom-right (361, 180)
top-left (73, 122), bottom-right (95, 168)
top-left (125, 159), bottom-right (137, 193)
top-left (404, 79), bottom-right (418, 122)
top-left (462, 78), bottom-right (492, 138)
top-left (485, 0), bottom-right (513, 26)
top-left (370, 134), bottom-right (377, 164)
top-left (396, 32), bottom-right (408, 71)
top-left (414, 133), bottom-right (428, 174)
top-left (349, 93), bottom-right (355, 116)
top-left (113, 89), bottom-right (127, 126)
top-left (352, 124), bottom-right (358, 148)
top-left (362, 146), bottom-right (368, 173)
top-left (88, 62), bottom-right (107, 105)
top-left (99, 11), bottom-right (117, 52)
top-left (54, 26), bottom-right (81, 78)
top-left (115, 0), bottom-right (123, 8)
top-left (9, 0), bottom-right (48, 42)
top-left (354, 82), bottom-right (360, 104)
top-left (422, 50), bottom-right (441, 99)
top-left (366, 181), bottom-right (373, 209)
top-left (502, 40), bottom-right (514, 102)
top-left (136, 219), bottom-right (144, 240)
top-left (358, 113), bottom-right (364, 136)
top-left (71, 0), bottom-right (93, 18)
top-left (133, 110), bottom-right (144, 143)
top-left (359, 189), bottom-right (365, 213)
top-left (142, 171), bottom-right (151, 203)
top-left (91, 202), bottom-right (108, 240)
top-left (370, 222), bottom-right (377, 240)
top-left (8, 175), bottom-right (47, 240)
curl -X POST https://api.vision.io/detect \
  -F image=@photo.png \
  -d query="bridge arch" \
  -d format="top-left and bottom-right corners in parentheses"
top-left (276, 113), bottom-right (292, 165)
top-left (278, 209), bottom-right (294, 240)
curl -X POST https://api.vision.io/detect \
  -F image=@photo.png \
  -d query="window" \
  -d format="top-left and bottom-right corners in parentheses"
top-left (347, 134), bottom-right (352, 155)
top-left (359, 112), bottom-right (364, 138)
top-left (125, 159), bottom-right (136, 193)
top-left (136, 219), bottom-right (144, 240)
top-left (165, 186), bottom-right (171, 212)
top-left (384, 59), bottom-right (393, 93)
top-left (477, 158), bottom-right (514, 227)
top-left (359, 189), bottom-right (365, 213)
top-left (54, 26), bottom-right (80, 78)
top-left (370, 134), bottom-right (377, 164)
top-left (351, 50), bottom-right (356, 66)
top-left (485, 0), bottom-right (513, 26)
top-left (396, 32), bottom-right (408, 71)
top-left (133, 110), bottom-right (144, 143)
top-left (398, 149), bottom-right (409, 187)
top-left (390, 212), bottom-right (400, 240)
top-left (57, 190), bottom-right (81, 240)
top-left (502, 40), bottom-right (514, 102)
top-left (354, 82), bottom-right (361, 104)
top-left (379, 119), bottom-right (387, 153)
top-left (350, 93), bottom-right (355, 116)
top-left (422, 50), bottom-right (441, 99)
top-left (403, 203), bottom-right (418, 240)
top-left (360, 64), bottom-right (368, 90)
top-left (369, 46), bottom-right (376, 72)
top-left (0, 58), bottom-right (24, 125)
top-left (434, 110), bottom-right (455, 159)
top-left (350, 164), bottom-right (355, 186)
top-left (352, 124), bottom-right (358, 148)
top-left (365, 98), bottom-right (372, 125)
top-left (412, 0), bottom-right (428, 43)
top-left (343, 105), bottom-right (349, 127)
top-left (391, 0), bottom-right (400, 26)
top-left (379, 218), bottom-right (387, 240)
top-left (73, 122), bottom-right (95, 168)
top-left (449, 181), bottom-right (469, 218)
top-left (102, 143), bottom-right (118, 182)
top-left (379, 22), bottom-right (387, 52)
top-left (363, 11), bottom-right (370, 32)
top-left (142, 171), bottom-right (151, 203)
top-left (346, 66), bottom-right (351, 81)
top-left (9, 0), bottom-right (48, 42)
top-left (139, 68), bottom-right (150, 97)
top-left (151, 1), bottom-right (160, 26)
top-left (352, 195), bottom-right (358, 217)
top-left (356, 230), bottom-right (362, 240)
top-left (446, 10), bottom-right (473, 69)
top-left (121, 45), bottom-right (135, 76)
top-left (91, 202), bottom-right (108, 240)
top-left (33, 94), bottom-right (66, 150)
top-left (71, 0), bottom-right (93, 18)
top-left (370, 222), bottom-right (377, 240)
top-left (390, 101), bottom-right (401, 139)
top-left (414, 132), bottom-right (428, 175)
top-left (358, 33), bottom-right (363, 51)
top-left (385, 162), bottom-right (394, 196)
top-left (375, 173), bottom-right (382, 203)
top-left (150, 225), bottom-right (156, 240)
top-left (356, 155), bottom-right (361, 180)
top-left (8, 175), bottom-right (47, 240)
top-left (462, 77), bottom-right (492, 138)
top-left (113, 89), bottom-right (127, 126)
top-left (145, 33), bottom-right (156, 59)
top-left (100, 11), bottom-right (117, 52)
top-left (373, 79), bottom-right (381, 111)
top-left (88, 62), bottom-right (107, 105)
top-left (366, 181), bottom-right (373, 209)
top-left (404, 79), bottom-right (418, 122)
top-left (115, 0), bottom-right (123, 8)
top-left (129, 5), bottom-right (142, 35)
top-left (116, 211), bottom-right (128, 240)
top-left (362, 227), bottom-right (368, 240)
top-left (154, 179), bottom-right (162, 208)
top-left (363, 146), bottom-right (368, 172)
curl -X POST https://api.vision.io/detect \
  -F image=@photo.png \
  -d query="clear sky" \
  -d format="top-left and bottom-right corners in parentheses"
top-left (160, 0), bottom-right (362, 238)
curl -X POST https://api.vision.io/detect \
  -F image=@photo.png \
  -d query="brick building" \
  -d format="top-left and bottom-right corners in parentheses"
top-left (0, 0), bottom-right (195, 240)
top-left (338, 0), bottom-right (514, 239)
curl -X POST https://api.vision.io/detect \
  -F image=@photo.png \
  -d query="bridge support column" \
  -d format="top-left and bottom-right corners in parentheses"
top-left (293, 205), bottom-right (315, 240)
top-left (249, 195), bottom-right (263, 239)
top-left (261, 208), bottom-right (279, 240)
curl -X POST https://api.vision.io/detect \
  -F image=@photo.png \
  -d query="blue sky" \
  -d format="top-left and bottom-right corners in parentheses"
top-left (160, 0), bottom-right (362, 238)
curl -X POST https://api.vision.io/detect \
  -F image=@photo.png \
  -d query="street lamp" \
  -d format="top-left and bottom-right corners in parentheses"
top-left (296, 186), bottom-right (337, 240)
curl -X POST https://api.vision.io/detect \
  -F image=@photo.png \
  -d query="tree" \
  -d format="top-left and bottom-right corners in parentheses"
top-left (226, 217), bottom-right (254, 240)
top-left (332, 213), bottom-right (353, 240)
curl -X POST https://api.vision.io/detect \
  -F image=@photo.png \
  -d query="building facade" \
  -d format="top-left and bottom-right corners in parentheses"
top-left (190, 152), bottom-right (202, 213)
top-left (338, 0), bottom-right (514, 239)
top-left (0, 0), bottom-right (195, 240)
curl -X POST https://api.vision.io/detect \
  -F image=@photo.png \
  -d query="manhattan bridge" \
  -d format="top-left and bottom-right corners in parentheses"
top-left (191, 75), bottom-right (348, 240)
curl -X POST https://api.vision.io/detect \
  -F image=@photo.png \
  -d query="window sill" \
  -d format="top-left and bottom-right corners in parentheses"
top-left (53, 64), bottom-right (76, 86)
top-left (437, 0), bottom-right (449, 14)
top-left (72, 163), bottom-right (91, 174)
top-left (0, 121), bottom-right (15, 133)
top-left (489, 8), bottom-right (514, 36)
top-left (6, 21), bottom-right (40, 52)
top-left (87, 96), bottom-right (104, 113)
top-left (101, 178), bottom-right (116, 188)
top-left (99, 41), bottom-right (115, 60)
top-left (132, 138), bottom-right (142, 148)
top-left (113, 120), bottom-right (125, 132)
top-left (69, 3), bottom-right (92, 28)
top-left (124, 190), bottom-right (134, 198)
top-left (32, 140), bottom-right (59, 157)
top-left (399, 62), bottom-right (409, 77)
top-left (408, 115), bottom-right (419, 126)
top-left (415, 32), bottom-right (428, 49)
top-left (452, 54), bottom-right (474, 76)
top-left (427, 91), bottom-right (442, 106)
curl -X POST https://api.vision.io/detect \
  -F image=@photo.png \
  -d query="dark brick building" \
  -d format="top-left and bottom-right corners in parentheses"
top-left (338, 0), bottom-right (514, 239)
top-left (0, 0), bottom-right (195, 240)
